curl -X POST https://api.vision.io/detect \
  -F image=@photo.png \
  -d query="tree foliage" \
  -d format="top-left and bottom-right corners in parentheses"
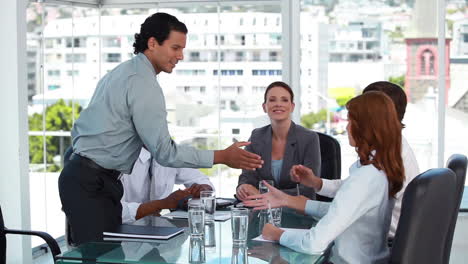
top-left (388, 75), bottom-right (405, 88)
top-left (301, 109), bottom-right (334, 129)
top-left (29, 99), bottom-right (82, 171)
top-left (335, 95), bottom-right (353, 107)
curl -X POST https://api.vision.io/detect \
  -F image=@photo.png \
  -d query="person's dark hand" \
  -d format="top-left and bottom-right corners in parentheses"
top-left (214, 142), bottom-right (264, 170)
top-left (186, 184), bottom-right (212, 198)
top-left (162, 189), bottom-right (191, 209)
top-left (236, 184), bottom-right (260, 201)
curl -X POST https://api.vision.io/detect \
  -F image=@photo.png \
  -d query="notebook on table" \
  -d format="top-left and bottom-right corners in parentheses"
top-left (103, 224), bottom-right (184, 240)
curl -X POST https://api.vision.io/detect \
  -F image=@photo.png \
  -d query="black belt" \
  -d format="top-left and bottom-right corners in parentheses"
top-left (70, 153), bottom-right (121, 179)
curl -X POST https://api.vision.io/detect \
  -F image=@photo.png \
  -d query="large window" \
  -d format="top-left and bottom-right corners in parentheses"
top-left (25, 0), bottom-right (465, 248)
top-left (26, 1), bottom-right (283, 244)
top-left (446, 3), bottom-right (468, 175)
top-left (299, 1), bottom-right (468, 180)
top-left (27, 3), bottom-right (100, 246)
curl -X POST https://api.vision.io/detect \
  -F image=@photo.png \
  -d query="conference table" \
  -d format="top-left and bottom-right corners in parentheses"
top-left (55, 208), bottom-right (326, 264)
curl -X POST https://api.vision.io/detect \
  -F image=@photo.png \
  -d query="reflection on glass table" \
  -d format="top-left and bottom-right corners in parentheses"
top-left (56, 208), bottom-right (325, 264)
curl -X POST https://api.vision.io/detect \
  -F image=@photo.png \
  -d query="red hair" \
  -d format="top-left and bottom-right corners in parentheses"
top-left (346, 91), bottom-right (405, 197)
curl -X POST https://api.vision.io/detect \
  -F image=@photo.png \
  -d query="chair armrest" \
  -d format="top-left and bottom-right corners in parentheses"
top-left (5, 228), bottom-right (61, 260)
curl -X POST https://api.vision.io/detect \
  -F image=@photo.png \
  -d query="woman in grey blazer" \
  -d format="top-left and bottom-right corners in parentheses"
top-left (236, 81), bottom-right (321, 200)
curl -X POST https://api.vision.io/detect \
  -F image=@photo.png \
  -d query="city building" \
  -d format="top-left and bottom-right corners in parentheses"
top-left (33, 10), bottom-right (330, 137)
top-left (404, 0), bottom-right (451, 102)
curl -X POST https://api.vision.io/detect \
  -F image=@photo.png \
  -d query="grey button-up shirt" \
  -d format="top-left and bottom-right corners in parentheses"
top-left (72, 53), bottom-right (213, 174)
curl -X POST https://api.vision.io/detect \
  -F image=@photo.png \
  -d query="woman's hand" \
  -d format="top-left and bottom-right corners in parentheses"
top-left (290, 165), bottom-right (322, 191)
top-left (243, 180), bottom-right (288, 209)
top-left (236, 184), bottom-right (259, 201)
top-left (262, 223), bottom-right (284, 241)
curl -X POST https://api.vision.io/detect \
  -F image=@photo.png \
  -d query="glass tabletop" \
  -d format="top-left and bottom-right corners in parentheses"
top-left (56, 208), bottom-right (325, 264)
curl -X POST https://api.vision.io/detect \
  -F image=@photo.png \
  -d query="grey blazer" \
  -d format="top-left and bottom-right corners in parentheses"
top-left (237, 122), bottom-right (321, 199)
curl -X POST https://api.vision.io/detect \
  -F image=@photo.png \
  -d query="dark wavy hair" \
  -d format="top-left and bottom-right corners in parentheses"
top-left (263, 81), bottom-right (294, 104)
top-left (133, 12), bottom-right (188, 55)
top-left (346, 91), bottom-right (405, 198)
top-left (363, 81), bottom-right (407, 128)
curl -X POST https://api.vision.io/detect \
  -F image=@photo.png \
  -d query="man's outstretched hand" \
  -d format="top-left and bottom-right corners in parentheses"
top-left (214, 142), bottom-right (263, 170)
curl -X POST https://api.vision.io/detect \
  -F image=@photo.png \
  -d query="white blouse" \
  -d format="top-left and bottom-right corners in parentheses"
top-left (280, 160), bottom-right (393, 264)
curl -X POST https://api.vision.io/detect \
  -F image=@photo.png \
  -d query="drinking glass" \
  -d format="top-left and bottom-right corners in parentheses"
top-left (189, 236), bottom-right (205, 263)
top-left (258, 180), bottom-right (274, 194)
top-left (204, 221), bottom-right (216, 248)
top-left (188, 199), bottom-right (205, 237)
top-left (271, 207), bottom-right (282, 227)
top-left (231, 244), bottom-right (248, 264)
top-left (258, 210), bottom-right (269, 231)
top-left (200, 190), bottom-right (216, 222)
top-left (231, 208), bottom-right (249, 245)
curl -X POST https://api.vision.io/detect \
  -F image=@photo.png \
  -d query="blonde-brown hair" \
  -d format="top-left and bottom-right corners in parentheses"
top-left (346, 91), bottom-right (405, 197)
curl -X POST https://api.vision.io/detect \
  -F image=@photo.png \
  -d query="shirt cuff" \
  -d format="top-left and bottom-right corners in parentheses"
top-left (279, 228), bottom-right (305, 248)
top-left (122, 202), bottom-right (141, 224)
top-left (200, 150), bottom-right (214, 167)
top-left (304, 200), bottom-right (319, 216)
top-left (280, 228), bottom-right (325, 255)
top-left (316, 179), bottom-right (336, 197)
top-left (304, 200), bottom-right (330, 219)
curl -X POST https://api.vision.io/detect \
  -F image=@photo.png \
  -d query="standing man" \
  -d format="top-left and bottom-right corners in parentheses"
top-left (59, 12), bottom-right (263, 245)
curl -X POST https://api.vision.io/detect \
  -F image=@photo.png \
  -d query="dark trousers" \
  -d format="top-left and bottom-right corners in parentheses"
top-left (58, 155), bottom-right (123, 245)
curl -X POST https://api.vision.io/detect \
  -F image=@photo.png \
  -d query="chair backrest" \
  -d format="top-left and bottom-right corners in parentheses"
top-left (316, 132), bottom-right (341, 202)
top-left (444, 154), bottom-right (467, 263)
top-left (0, 206), bottom-right (6, 264)
top-left (390, 168), bottom-right (457, 264)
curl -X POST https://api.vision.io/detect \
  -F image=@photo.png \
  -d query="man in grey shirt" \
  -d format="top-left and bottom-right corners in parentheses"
top-left (58, 13), bottom-right (263, 245)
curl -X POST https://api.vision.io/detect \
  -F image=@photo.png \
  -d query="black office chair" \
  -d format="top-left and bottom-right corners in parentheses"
top-left (444, 154), bottom-right (467, 264)
top-left (1, 205), bottom-right (61, 263)
top-left (316, 132), bottom-right (341, 202)
top-left (390, 168), bottom-right (457, 264)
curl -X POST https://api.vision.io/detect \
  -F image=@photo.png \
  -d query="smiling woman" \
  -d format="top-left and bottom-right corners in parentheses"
top-left (236, 81), bottom-right (321, 200)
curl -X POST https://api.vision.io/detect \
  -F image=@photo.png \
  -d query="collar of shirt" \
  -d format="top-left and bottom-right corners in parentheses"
top-left (136, 53), bottom-right (157, 76)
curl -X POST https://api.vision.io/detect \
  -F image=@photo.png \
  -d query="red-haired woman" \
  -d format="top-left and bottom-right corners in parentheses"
top-left (245, 91), bottom-right (405, 263)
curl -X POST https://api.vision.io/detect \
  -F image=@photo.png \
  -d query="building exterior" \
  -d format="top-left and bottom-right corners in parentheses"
top-left (450, 19), bottom-right (468, 113)
top-left (452, 18), bottom-right (468, 58)
top-left (404, 0), bottom-right (451, 102)
top-left (32, 10), bottom-right (330, 137)
top-left (328, 19), bottom-right (384, 63)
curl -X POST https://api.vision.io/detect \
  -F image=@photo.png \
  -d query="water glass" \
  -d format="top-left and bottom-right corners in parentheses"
top-left (258, 180), bottom-right (274, 194)
top-left (189, 236), bottom-right (205, 263)
top-left (258, 210), bottom-right (269, 231)
top-left (231, 208), bottom-right (249, 245)
top-left (188, 199), bottom-right (205, 237)
top-left (204, 221), bottom-right (216, 248)
top-left (200, 190), bottom-right (216, 222)
top-left (231, 244), bottom-right (248, 264)
top-left (271, 207), bottom-right (282, 227)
